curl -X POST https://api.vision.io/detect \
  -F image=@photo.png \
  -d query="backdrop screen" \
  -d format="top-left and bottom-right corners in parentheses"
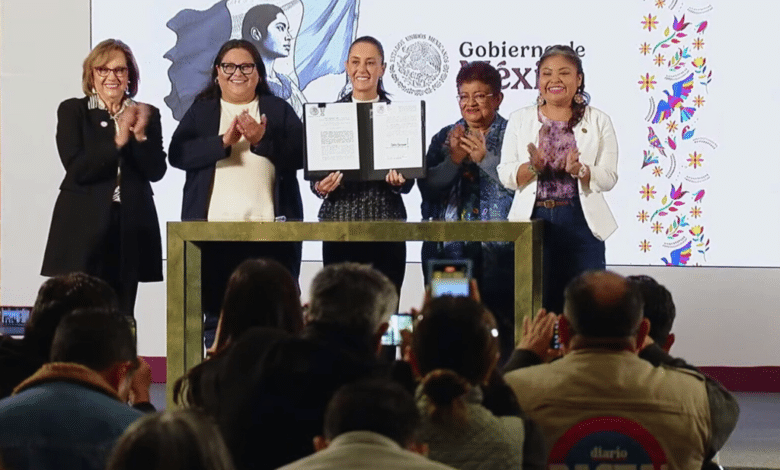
top-left (91, 0), bottom-right (777, 267)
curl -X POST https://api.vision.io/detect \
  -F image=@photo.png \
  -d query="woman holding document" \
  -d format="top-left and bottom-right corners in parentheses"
top-left (312, 36), bottom-right (413, 295)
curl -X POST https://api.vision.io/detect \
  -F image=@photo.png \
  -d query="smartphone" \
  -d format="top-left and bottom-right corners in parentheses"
top-left (0, 306), bottom-right (32, 338)
top-left (550, 319), bottom-right (561, 349)
top-left (427, 259), bottom-right (472, 298)
top-left (381, 313), bottom-right (414, 346)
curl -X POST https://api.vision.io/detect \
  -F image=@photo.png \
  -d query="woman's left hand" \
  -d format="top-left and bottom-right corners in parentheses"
top-left (236, 111), bottom-right (267, 146)
top-left (131, 103), bottom-right (152, 142)
top-left (385, 169), bottom-right (406, 186)
top-left (459, 129), bottom-right (487, 163)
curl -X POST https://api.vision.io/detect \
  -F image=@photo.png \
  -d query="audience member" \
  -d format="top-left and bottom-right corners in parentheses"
top-left (277, 379), bottom-right (456, 470)
top-left (0, 273), bottom-right (117, 399)
top-left (208, 258), bottom-right (304, 355)
top-left (412, 296), bottom-right (539, 470)
top-left (303, 262), bottom-right (397, 355)
top-left (503, 270), bottom-right (739, 469)
top-left (106, 409), bottom-right (235, 470)
top-left (0, 309), bottom-right (143, 469)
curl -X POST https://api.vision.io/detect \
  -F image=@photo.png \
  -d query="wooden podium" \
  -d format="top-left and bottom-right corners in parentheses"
top-left (166, 220), bottom-right (542, 406)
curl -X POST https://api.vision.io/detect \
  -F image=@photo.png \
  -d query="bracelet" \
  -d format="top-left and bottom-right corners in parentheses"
top-left (527, 163), bottom-right (540, 176)
top-left (577, 165), bottom-right (588, 179)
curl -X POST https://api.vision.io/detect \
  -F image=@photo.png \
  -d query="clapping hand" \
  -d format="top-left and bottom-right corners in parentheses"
top-left (459, 129), bottom-right (487, 163)
top-left (564, 149), bottom-right (585, 178)
top-left (526, 143), bottom-right (546, 172)
top-left (447, 124), bottom-right (469, 164)
top-left (222, 117), bottom-right (242, 148)
top-left (131, 103), bottom-right (152, 143)
top-left (114, 105), bottom-right (138, 148)
top-left (517, 308), bottom-right (560, 361)
top-left (236, 111), bottom-right (267, 146)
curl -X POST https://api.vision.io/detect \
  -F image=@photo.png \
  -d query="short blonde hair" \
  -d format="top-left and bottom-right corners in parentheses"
top-left (81, 39), bottom-right (139, 98)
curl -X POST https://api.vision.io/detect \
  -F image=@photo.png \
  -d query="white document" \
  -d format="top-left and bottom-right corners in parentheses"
top-left (304, 102), bottom-right (361, 171)
top-left (372, 102), bottom-right (423, 171)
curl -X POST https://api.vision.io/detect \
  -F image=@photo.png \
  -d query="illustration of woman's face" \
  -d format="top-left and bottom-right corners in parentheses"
top-left (259, 12), bottom-right (292, 58)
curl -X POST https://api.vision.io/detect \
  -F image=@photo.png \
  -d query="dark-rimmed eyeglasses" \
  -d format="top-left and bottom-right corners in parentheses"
top-left (220, 63), bottom-right (256, 75)
top-left (94, 66), bottom-right (128, 77)
top-left (457, 93), bottom-right (494, 105)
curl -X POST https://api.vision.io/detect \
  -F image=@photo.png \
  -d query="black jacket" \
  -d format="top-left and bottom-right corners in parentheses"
top-left (168, 95), bottom-right (303, 221)
top-left (41, 97), bottom-right (165, 282)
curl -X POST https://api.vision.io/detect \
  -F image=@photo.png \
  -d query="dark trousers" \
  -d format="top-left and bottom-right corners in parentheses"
top-left (102, 203), bottom-right (138, 317)
top-left (322, 241), bottom-right (406, 297)
top-left (533, 198), bottom-right (606, 314)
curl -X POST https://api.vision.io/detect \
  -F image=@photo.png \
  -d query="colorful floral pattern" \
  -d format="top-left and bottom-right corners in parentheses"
top-left (638, 0), bottom-right (713, 264)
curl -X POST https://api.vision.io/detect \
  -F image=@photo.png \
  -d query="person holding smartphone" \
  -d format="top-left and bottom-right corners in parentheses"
top-left (418, 62), bottom-right (514, 359)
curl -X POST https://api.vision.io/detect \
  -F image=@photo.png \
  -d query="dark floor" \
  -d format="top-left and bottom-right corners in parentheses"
top-left (149, 386), bottom-right (780, 468)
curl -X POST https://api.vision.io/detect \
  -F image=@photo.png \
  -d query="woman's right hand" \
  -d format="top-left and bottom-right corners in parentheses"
top-left (527, 143), bottom-right (546, 171)
top-left (114, 105), bottom-right (138, 148)
top-left (315, 171), bottom-right (343, 197)
top-left (447, 124), bottom-right (469, 165)
top-left (222, 117), bottom-right (242, 148)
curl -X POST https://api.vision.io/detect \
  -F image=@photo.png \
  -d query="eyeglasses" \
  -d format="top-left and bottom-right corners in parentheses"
top-left (220, 63), bottom-right (256, 75)
top-left (457, 93), bottom-right (494, 105)
top-left (94, 66), bottom-right (129, 77)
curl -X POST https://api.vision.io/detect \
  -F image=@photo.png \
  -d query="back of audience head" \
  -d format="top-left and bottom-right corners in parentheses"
top-left (307, 262), bottom-right (397, 349)
top-left (212, 258), bottom-right (303, 353)
top-left (562, 270), bottom-right (648, 351)
top-left (315, 378), bottom-right (421, 452)
top-left (106, 409), bottom-right (235, 470)
top-left (627, 274), bottom-right (676, 351)
top-left (50, 307), bottom-right (137, 399)
top-left (412, 296), bottom-right (499, 424)
top-left (25, 272), bottom-right (118, 361)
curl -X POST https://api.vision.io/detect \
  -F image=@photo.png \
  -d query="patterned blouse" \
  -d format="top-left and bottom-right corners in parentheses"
top-left (535, 110), bottom-right (579, 201)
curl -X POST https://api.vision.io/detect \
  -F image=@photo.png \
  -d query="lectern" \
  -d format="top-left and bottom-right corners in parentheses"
top-left (166, 220), bottom-right (542, 407)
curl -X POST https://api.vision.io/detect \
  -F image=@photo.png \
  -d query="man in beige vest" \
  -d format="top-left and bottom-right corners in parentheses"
top-left (504, 270), bottom-right (737, 470)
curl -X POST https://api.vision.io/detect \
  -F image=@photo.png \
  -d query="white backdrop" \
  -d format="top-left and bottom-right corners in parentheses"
top-left (87, 0), bottom-right (780, 267)
top-left (3, 0), bottom-right (780, 364)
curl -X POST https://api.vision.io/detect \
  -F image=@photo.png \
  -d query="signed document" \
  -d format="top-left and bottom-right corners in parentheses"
top-left (372, 102), bottom-right (424, 171)
top-left (304, 101), bottom-right (425, 181)
top-left (304, 102), bottom-right (361, 172)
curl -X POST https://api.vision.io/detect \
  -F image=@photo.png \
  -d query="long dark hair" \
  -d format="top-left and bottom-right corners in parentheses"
top-left (216, 258), bottom-right (303, 349)
top-left (338, 36), bottom-right (391, 101)
top-left (194, 39), bottom-right (272, 102)
top-left (538, 44), bottom-right (590, 130)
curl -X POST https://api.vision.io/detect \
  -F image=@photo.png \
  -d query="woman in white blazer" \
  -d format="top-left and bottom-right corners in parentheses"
top-left (497, 45), bottom-right (618, 314)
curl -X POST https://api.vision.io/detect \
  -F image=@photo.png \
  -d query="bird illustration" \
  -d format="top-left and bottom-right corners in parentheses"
top-left (641, 150), bottom-right (659, 169)
top-left (647, 126), bottom-right (666, 157)
top-left (667, 135), bottom-right (677, 150)
top-left (652, 73), bottom-right (696, 124)
top-left (661, 241), bottom-right (692, 266)
top-left (681, 126), bottom-right (695, 140)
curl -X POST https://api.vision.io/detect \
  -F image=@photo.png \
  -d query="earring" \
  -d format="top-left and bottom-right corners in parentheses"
top-left (574, 92), bottom-right (586, 105)
top-left (536, 94), bottom-right (545, 106)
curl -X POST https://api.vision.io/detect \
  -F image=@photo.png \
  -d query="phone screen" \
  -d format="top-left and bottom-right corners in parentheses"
top-left (381, 313), bottom-right (414, 346)
top-left (0, 306), bottom-right (32, 337)
top-left (428, 259), bottom-right (472, 298)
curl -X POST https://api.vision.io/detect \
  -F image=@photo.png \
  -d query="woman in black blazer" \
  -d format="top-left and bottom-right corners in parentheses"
top-left (41, 39), bottom-right (166, 317)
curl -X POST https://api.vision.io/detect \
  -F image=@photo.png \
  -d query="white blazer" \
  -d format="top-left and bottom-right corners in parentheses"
top-left (497, 105), bottom-right (619, 241)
